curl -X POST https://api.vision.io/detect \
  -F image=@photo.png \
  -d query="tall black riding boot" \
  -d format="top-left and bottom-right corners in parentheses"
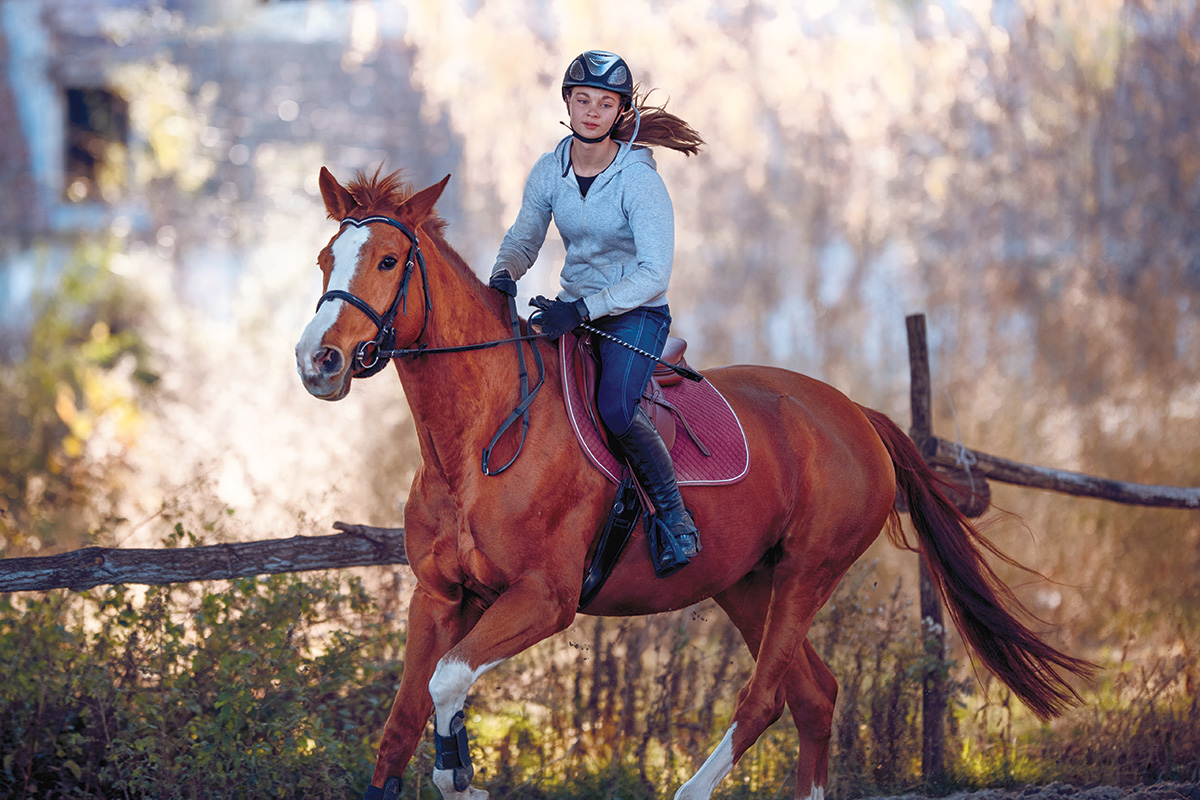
top-left (612, 407), bottom-right (701, 577)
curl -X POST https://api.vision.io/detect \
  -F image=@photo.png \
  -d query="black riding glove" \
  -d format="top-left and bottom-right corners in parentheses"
top-left (531, 296), bottom-right (589, 341)
top-left (489, 270), bottom-right (517, 297)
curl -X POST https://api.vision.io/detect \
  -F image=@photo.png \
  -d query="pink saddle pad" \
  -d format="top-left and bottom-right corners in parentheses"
top-left (560, 332), bottom-right (750, 485)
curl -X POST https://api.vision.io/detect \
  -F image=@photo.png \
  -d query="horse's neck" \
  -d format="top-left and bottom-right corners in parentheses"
top-left (393, 255), bottom-right (540, 484)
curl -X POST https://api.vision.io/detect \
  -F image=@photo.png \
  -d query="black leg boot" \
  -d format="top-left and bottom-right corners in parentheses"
top-left (612, 407), bottom-right (701, 577)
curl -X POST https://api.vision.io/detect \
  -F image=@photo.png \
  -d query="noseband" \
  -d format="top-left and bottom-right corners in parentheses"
top-left (313, 214), bottom-right (545, 475)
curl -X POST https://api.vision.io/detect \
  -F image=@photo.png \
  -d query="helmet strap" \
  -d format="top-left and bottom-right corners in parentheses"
top-left (561, 118), bottom-right (619, 145)
top-left (566, 102), bottom-right (632, 144)
top-left (571, 128), bottom-right (611, 144)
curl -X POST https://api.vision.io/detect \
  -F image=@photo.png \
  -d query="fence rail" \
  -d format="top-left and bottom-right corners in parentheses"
top-left (0, 523), bottom-right (407, 593)
top-left (918, 434), bottom-right (1200, 507)
top-left (904, 314), bottom-right (1200, 509)
top-left (2, 315), bottom-right (1196, 594)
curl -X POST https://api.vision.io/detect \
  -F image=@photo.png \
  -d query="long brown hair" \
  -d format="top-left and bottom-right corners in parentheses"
top-left (614, 86), bottom-right (705, 156)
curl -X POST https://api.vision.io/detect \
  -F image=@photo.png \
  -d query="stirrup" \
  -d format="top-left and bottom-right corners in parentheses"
top-left (646, 512), bottom-right (700, 578)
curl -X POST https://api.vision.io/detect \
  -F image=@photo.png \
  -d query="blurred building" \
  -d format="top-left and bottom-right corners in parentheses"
top-left (0, 0), bottom-right (458, 339)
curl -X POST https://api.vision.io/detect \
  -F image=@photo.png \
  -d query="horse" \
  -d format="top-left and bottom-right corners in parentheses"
top-left (294, 167), bottom-right (1096, 800)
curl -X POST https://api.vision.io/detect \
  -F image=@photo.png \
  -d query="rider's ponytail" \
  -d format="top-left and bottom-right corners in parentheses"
top-left (614, 86), bottom-right (705, 156)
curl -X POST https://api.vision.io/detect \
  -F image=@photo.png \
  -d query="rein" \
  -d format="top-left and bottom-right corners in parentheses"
top-left (314, 215), bottom-right (546, 475)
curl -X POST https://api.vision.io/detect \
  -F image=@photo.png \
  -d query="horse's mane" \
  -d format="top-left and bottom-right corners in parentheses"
top-left (344, 167), bottom-right (446, 230)
top-left (345, 166), bottom-right (480, 286)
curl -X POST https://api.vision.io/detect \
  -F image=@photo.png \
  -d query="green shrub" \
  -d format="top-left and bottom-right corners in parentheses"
top-left (2, 555), bottom-right (1195, 799)
top-left (0, 240), bottom-right (157, 555)
top-left (952, 652), bottom-right (1200, 789)
top-left (0, 559), bottom-right (940, 800)
top-left (0, 572), bottom-right (404, 799)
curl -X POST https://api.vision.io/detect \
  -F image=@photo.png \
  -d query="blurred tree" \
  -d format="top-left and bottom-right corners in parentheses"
top-left (0, 242), bottom-right (156, 555)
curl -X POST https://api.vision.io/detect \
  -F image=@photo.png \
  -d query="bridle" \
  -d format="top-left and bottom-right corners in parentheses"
top-left (314, 214), bottom-right (545, 475)
top-left (315, 215), bottom-right (432, 378)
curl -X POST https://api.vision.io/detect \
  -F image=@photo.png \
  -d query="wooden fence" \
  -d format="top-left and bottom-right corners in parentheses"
top-left (903, 313), bottom-right (1200, 787)
top-left (2, 313), bottom-right (1198, 787)
top-left (0, 522), bottom-right (406, 594)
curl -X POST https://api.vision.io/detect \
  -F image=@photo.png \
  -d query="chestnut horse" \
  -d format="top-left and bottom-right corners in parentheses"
top-left (295, 168), bottom-right (1094, 800)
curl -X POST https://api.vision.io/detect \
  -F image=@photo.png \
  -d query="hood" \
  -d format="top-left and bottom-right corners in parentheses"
top-left (555, 134), bottom-right (659, 179)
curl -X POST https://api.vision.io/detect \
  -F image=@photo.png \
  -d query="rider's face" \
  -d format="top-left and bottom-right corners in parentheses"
top-left (566, 87), bottom-right (622, 139)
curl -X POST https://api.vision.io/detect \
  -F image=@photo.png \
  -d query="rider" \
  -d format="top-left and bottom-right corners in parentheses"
top-left (488, 50), bottom-right (705, 577)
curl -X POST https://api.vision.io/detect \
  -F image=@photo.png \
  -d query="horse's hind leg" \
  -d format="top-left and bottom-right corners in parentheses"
top-left (791, 639), bottom-right (838, 799)
top-left (676, 568), bottom-right (839, 800)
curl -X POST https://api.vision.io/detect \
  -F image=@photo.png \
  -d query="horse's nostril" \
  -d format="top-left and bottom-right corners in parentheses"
top-left (315, 347), bottom-right (343, 376)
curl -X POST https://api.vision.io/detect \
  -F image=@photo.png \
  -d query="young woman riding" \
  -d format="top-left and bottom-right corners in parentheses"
top-left (488, 50), bottom-right (705, 577)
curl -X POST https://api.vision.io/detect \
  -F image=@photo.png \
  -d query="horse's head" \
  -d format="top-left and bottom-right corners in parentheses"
top-left (295, 167), bottom-right (450, 400)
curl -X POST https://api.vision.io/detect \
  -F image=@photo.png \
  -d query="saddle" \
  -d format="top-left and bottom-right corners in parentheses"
top-left (571, 334), bottom-right (702, 460)
top-left (561, 331), bottom-right (751, 609)
top-left (560, 331), bottom-right (750, 487)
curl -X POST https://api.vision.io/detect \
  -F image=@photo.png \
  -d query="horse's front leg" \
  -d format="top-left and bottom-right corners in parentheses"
top-left (427, 576), bottom-right (578, 800)
top-left (366, 585), bottom-right (476, 799)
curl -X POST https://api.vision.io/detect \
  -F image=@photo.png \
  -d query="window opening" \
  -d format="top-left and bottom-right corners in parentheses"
top-left (64, 87), bottom-right (129, 203)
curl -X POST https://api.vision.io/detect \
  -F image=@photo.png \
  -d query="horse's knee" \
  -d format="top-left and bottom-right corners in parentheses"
top-left (731, 683), bottom-right (789, 753)
top-left (429, 657), bottom-right (488, 720)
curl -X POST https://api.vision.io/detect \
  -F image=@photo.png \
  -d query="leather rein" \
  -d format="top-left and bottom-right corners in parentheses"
top-left (314, 214), bottom-right (546, 476)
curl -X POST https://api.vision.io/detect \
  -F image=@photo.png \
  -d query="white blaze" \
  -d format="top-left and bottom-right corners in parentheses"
top-left (296, 224), bottom-right (371, 370)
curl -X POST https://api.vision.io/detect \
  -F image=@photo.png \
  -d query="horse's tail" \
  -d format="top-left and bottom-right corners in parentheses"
top-left (858, 405), bottom-right (1097, 720)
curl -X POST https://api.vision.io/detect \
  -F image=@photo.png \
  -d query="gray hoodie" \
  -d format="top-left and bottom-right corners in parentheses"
top-left (491, 134), bottom-right (674, 320)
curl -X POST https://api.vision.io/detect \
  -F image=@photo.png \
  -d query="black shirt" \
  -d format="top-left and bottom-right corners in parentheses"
top-left (576, 172), bottom-right (598, 197)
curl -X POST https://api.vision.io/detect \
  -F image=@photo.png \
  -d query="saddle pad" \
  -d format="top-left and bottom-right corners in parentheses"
top-left (560, 332), bottom-right (750, 485)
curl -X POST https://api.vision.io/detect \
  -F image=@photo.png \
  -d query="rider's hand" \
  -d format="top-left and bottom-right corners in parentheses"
top-left (531, 296), bottom-right (588, 340)
top-left (489, 270), bottom-right (517, 297)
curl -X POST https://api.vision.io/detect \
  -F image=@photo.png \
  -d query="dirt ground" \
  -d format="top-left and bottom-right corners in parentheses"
top-left (865, 783), bottom-right (1200, 800)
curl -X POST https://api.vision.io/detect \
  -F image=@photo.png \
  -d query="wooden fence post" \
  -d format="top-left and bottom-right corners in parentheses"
top-left (906, 313), bottom-right (947, 790)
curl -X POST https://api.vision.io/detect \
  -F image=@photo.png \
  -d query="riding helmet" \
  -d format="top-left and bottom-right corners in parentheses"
top-left (561, 50), bottom-right (633, 109)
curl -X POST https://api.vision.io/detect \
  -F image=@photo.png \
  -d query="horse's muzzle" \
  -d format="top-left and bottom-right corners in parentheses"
top-left (295, 342), bottom-right (352, 400)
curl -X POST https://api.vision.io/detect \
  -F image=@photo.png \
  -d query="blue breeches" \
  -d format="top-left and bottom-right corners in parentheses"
top-left (591, 304), bottom-right (671, 437)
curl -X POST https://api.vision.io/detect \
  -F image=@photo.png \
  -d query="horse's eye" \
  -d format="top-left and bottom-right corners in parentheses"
top-left (379, 256), bottom-right (398, 271)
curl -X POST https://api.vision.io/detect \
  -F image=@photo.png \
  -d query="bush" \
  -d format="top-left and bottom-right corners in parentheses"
top-left (0, 571), bottom-right (404, 799)
top-left (0, 558), bottom-right (942, 800)
top-left (0, 241), bottom-right (157, 555)
top-left (2, 554), bottom-right (1195, 799)
top-left (953, 652), bottom-right (1200, 789)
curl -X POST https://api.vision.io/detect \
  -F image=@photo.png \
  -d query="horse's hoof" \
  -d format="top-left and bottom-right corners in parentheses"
top-left (363, 775), bottom-right (401, 800)
top-left (453, 765), bottom-right (474, 792)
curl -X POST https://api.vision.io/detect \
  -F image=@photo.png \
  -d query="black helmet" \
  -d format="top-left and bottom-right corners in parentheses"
top-left (561, 50), bottom-right (633, 109)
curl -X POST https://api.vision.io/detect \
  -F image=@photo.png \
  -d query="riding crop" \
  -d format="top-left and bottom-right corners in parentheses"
top-left (576, 322), bottom-right (704, 383)
top-left (528, 297), bottom-right (703, 383)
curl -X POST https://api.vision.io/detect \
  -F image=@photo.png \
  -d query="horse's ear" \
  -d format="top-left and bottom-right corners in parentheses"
top-left (400, 174), bottom-right (451, 223)
top-left (319, 166), bottom-right (359, 220)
